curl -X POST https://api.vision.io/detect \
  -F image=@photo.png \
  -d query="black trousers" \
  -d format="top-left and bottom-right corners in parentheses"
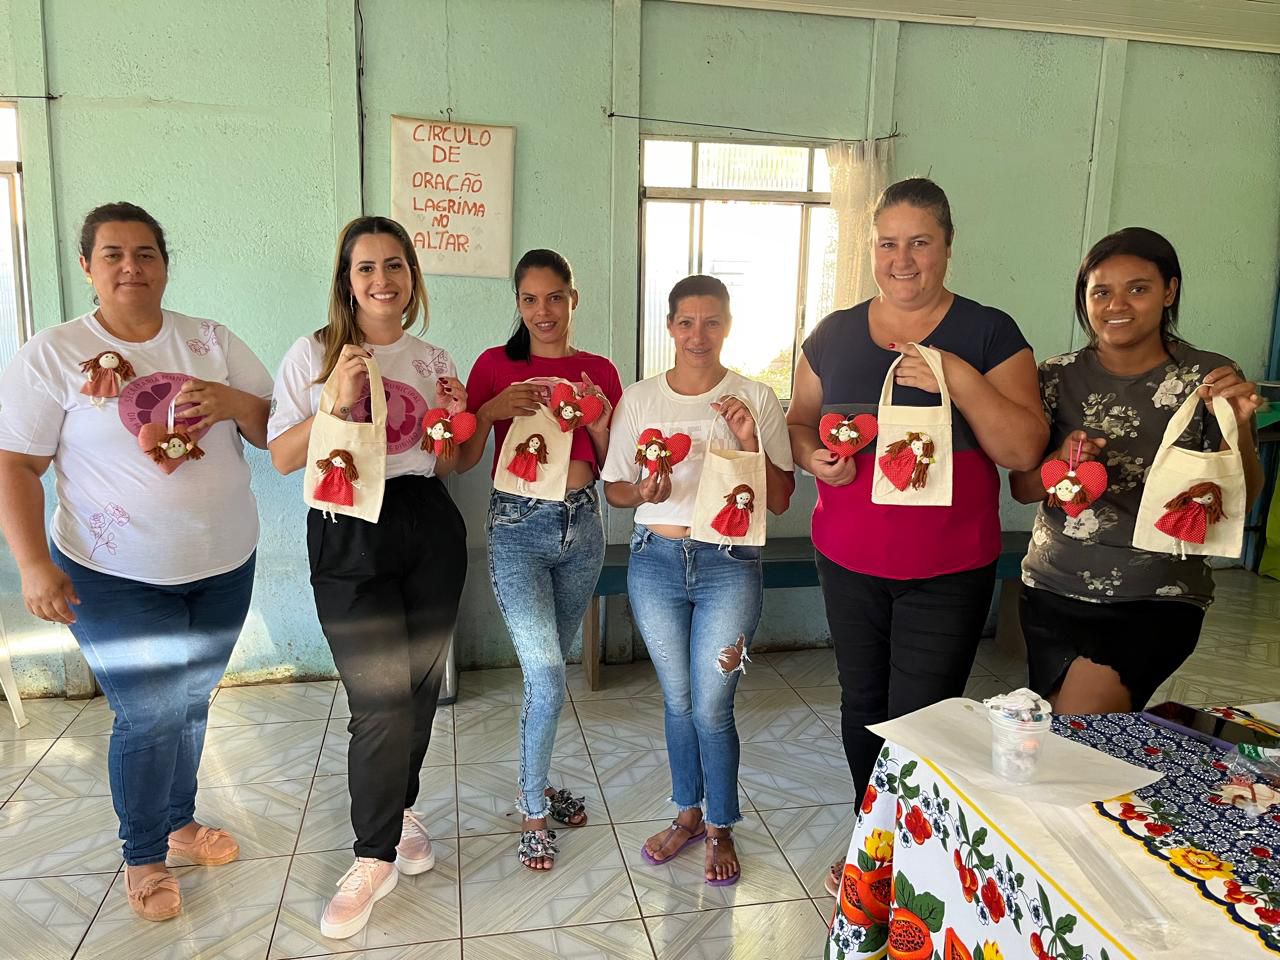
top-left (816, 551), bottom-right (996, 803)
top-left (307, 474), bottom-right (467, 861)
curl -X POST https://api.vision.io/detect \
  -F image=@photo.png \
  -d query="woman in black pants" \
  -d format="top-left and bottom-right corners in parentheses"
top-left (786, 179), bottom-right (1046, 894)
top-left (268, 216), bottom-right (467, 940)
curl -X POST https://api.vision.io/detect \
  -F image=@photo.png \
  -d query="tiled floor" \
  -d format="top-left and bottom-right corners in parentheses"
top-left (0, 568), bottom-right (1276, 959)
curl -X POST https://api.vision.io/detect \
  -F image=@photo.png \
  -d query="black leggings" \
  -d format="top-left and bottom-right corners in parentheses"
top-left (307, 475), bottom-right (467, 861)
top-left (816, 552), bottom-right (997, 803)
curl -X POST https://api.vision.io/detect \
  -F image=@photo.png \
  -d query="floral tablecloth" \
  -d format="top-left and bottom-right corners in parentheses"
top-left (1057, 708), bottom-right (1280, 954)
top-left (826, 708), bottom-right (1280, 959)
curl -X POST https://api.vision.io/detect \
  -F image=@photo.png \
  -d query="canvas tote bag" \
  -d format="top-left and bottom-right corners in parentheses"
top-left (303, 355), bottom-right (388, 523)
top-left (690, 397), bottom-right (768, 547)
top-left (492, 379), bottom-right (574, 502)
top-left (1133, 392), bottom-right (1246, 558)
top-left (871, 344), bottom-right (954, 507)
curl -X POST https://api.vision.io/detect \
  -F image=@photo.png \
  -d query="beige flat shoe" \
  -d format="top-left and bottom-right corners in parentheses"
top-left (125, 868), bottom-right (181, 922)
top-left (168, 825), bottom-right (240, 866)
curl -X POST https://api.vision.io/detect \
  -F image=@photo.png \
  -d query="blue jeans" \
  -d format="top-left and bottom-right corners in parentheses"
top-left (51, 545), bottom-right (255, 866)
top-left (626, 527), bottom-right (762, 828)
top-left (487, 486), bottom-right (604, 818)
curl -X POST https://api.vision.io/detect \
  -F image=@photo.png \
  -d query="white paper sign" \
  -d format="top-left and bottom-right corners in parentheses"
top-left (390, 115), bottom-right (515, 279)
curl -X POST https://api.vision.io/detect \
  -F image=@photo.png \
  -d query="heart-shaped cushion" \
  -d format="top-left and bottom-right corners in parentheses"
top-left (549, 383), bottom-right (605, 432)
top-left (636, 428), bottom-right (692, 475)
top-left (819, 413), bottom-right (878, 458)
top-left (138, 422), bottom-right (199, 474)
top-left (1040, 458), bottom-right (1108, 517)
top-left (878, 445), bottom-right (917, 491)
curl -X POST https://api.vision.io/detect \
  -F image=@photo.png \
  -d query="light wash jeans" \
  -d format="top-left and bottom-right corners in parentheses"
top-left (51, 545), bottom-right (255, 865)
top-left (486, 486), bottom-right (603, 818)
top-left (626, 526), bottom-right (762, 828)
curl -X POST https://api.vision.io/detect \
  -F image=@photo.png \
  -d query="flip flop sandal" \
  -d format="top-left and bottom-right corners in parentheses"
top-left (517, 828), bottom-right (559, 871)
top-left (705, 834), bottom-right (741, 887)
top-left (825, 859), bottom-right (844, 897)
top-left (547, 787), bottom-right (587, 827)
top-left (640, 820), bottom-right (707, 866)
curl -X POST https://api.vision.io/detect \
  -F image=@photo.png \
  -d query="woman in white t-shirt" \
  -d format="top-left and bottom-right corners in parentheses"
top-left (0, 203), bottom-right (272, 922)
top-left (602, 275), bottom-right (795, 886)
top-left (267, 216), bottom-right (466, 941)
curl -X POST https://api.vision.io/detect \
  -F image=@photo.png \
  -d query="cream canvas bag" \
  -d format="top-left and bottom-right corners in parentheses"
top-left (1133, 392), bottom-right (1246, 558)
top-left (303, 355), bottom-right (388, 523)
top-left (871, 344), bottom-right (954, 506)
top-left (690, 398), bottom-right (768, 547)
top-left (492, 381), bottom-right (574, 502)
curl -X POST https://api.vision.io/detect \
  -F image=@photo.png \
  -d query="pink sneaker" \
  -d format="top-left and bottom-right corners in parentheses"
top-left (320, 857), bottom-right (397, 940)
top-left (395, 809), bottom-right (436, 875)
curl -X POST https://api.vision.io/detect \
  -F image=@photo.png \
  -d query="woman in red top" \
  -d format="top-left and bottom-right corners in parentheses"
top-left (453, 249), bottom-right (623, 871)
top-left (786, 179), bottom-right (1047, 895)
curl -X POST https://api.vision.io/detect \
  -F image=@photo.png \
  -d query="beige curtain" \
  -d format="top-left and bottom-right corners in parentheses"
top-left (826, 138), bottom-right (895, 309)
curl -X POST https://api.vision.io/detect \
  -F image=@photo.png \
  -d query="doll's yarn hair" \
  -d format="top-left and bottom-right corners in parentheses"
top-left (148, 431), bottom-right (204, 465)
top-left (80, 351), bottom-right (136, 380)
top-left (1047, 479), bottom-right (1091, 510)
top-left (1163, 481), bottom-right (1226, 523)
top-left (885, 432), bottom-right (935, 489)
top-left (723, 483), bottom-right (755, 511)
top-left (317, 448), bottom-right (359, 482)
top-left (519, 433), bottom-right (550, 464)
top-left (635, 439), bottom-right (672, 479)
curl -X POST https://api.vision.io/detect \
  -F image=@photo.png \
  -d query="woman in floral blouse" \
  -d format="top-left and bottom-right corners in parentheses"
top-left (1011, 227), bottom-right (1264, 713)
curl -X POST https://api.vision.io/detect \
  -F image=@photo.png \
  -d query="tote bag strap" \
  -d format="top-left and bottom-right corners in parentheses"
top-left (877, 343), bottom-right (952, 419)
top-left (317, 354), bottom-right (387, 425)
top-left (706, 394), bottom-right (761, 453)
top-left (1157, 389), bottom-right (1240, 454)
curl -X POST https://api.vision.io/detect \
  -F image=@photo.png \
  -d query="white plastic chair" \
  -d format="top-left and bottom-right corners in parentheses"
top-left (0, 606), bottom-right (28, 728)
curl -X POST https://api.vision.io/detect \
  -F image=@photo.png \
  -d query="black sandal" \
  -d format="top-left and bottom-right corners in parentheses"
top-left (547, 787), bottom-right (587, 827)
top-left (517, 828), bottom-right (559, 870)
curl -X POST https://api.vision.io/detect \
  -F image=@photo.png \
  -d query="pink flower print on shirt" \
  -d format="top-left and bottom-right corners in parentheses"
top-left (88, 502), bottom-right (131, 560)
top-left (186, 321), bottom-right (219, 356)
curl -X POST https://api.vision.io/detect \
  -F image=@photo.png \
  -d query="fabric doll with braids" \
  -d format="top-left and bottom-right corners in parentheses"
top-left (1046, 474), bottom-right (1091, 511)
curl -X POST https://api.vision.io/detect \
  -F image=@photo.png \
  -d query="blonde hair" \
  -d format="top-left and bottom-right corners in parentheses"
top-left (314, 217), bottom-right (429, 384)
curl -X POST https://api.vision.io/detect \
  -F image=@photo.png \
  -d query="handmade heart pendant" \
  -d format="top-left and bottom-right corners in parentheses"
top-left (819, 412), bottom-right (878, 458)
top-left (549, 383), bottom-right (604, 433)
top-left (138, 422), bottom-right (204, 474)
top-left (635, 428), bottom-right (692, 478)
top-left (1041, 458), bottom-right (1108, 517)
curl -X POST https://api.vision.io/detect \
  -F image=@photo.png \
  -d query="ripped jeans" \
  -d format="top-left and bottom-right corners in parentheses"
top-left (626, 526), bottom-right (762, 828)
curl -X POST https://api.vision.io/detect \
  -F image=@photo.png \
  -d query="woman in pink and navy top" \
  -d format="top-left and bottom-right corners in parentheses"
top-left (786, 179), bottom-right (1047, 891)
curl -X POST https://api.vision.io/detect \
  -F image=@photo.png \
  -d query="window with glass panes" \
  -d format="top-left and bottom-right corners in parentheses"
top-left (0, 103), bottom-right (30, 371)
top-left (639, 138), bottom-right (837, 401)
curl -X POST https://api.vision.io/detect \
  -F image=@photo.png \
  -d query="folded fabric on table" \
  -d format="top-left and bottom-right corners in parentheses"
top-left (868, 698), bottom-right (1163, 807)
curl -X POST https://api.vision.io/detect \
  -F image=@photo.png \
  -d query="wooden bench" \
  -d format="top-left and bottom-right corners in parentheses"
top-left (580, 531), bottom-right (1032, 690)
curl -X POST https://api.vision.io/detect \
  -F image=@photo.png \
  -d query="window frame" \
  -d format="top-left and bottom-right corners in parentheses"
top-left (0, 159), bottom-right (33, 354)
top-left (637, 134), bottom-right (834, 402)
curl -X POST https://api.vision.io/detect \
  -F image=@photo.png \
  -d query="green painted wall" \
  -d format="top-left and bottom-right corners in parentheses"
top-left (3, 0), bottom-right (1278, 694)
top-left (1111, 43), bottom-right (1280, 374)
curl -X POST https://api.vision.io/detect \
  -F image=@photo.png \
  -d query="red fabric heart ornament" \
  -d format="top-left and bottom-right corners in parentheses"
top-left (878, 444), bottom-right (916, 491)
top-left (138, 422), bottom-right (204, 474)
top-left (549, 383), bottom-right (604, 432)
top-left (421, 408), bottom-right (477, 456)
top-left (635, 428), bottom-right (692, 477)
top-left (1040, 459), bottom-right (1108, 518)
top-left (819, 413), bottom-right (878, 458)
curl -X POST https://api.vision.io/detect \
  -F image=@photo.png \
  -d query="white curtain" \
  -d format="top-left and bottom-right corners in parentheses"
top-left (826, 137), bottom-right (895, 309)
